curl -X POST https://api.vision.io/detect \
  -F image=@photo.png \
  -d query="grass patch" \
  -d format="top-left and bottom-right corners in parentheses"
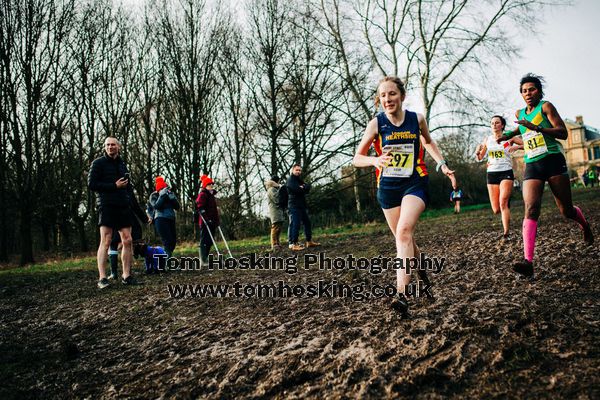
top-left (2, 187), bottom-right (598, 277)
top-left (0, 257), bottom-right (96, 276)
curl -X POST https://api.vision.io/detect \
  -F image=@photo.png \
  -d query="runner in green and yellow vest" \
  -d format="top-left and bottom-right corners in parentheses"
top-left (498, 73), bottom-right (593, 278)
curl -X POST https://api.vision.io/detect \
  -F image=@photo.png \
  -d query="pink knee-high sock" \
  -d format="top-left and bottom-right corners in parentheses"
top-left (572, 206), bottom-right (588, 229)
top-left (523, 218), bottom-right (538, 262)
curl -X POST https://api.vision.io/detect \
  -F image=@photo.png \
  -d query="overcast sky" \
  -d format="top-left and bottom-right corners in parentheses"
top-left (502, 0), bottom-right (600, 128)
top-left (123, 0), bottom-right (599, 128)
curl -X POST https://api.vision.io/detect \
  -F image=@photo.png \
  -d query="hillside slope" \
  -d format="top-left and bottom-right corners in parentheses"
top-left (1, 189), bottom-right (599, 399)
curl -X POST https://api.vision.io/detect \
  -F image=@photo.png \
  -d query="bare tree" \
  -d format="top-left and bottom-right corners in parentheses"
top-left (316, 0), bottom-right (563, 211)
top-left (213, 20), bottom-right (258, 237)
top-left (321, 0), bottom-right (559, 131)
top-left (130, 6), bottom-right (165, 196)
top-left (282, 2), bottom-right (354, 182)
top-left (245, 0), bottom-right (299, 178)
top-left (318, 0), bottom-right (374, 125)
top-left (59, 0), bottom-right (117, 251)
top-left (0, 0), bottom-right (75, 264)
top-left (150, 0), bottom-right (222, 214)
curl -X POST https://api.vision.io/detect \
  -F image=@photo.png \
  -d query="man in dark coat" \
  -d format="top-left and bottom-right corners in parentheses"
top-left (88, 136), bottom-right (137, 288)
top-left (286, 164), bottom-right (320, 251)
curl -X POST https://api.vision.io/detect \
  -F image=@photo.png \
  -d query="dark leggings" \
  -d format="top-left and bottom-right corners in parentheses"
top-left (200, 223), bottom-right (217, 261)
top-left (154, 217), bottom-right (177, 257)
top-left (288, 207), bottom-right (312, 244)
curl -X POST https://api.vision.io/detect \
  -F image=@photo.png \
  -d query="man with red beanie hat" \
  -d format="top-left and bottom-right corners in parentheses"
top-left (147, 176), bottom-right (180, 257)
top-left (196, 174), bottom-right (220, 263)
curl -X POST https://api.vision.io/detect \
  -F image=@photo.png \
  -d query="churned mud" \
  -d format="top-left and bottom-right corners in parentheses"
top-left (1, 190), bottom-right (599, 399)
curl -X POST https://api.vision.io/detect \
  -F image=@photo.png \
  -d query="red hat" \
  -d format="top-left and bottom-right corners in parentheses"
top-left (155, 176), bottom-right (167, 192)
top-left (200, 174), bottom-right (214, 189)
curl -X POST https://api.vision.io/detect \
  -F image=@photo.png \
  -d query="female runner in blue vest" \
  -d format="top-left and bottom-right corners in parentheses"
top-left (353, 76), bottom-right (455, 316)
top-left (499, 74), bottom-right (593, 277)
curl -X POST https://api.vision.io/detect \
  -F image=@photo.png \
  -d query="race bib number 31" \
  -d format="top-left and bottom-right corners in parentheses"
top-left (523, 130), bottom-right (548, 158)
top-left (382, 144), bottom-right (414, 178)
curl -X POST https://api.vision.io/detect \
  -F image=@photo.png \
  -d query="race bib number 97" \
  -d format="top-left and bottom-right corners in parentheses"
top-left (382, 144), bottom-right (414, 178)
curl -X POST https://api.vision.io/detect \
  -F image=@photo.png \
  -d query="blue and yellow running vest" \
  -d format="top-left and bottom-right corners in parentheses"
top-left (373, 111), bottom-right (428, 188)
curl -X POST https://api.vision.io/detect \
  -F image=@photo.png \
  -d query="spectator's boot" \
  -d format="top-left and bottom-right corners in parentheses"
top-left (200, 246), bottom-right (209, 265)
top-left (108, 251), bottom-right (119, 280)
top-left (305, 240), bottom-right (320, 248)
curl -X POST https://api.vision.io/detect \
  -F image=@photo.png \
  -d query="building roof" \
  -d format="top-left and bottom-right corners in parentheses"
top-left (585, 126), bottom-right (600, 141)
top-left (565, 118), bottom-right (600, 142)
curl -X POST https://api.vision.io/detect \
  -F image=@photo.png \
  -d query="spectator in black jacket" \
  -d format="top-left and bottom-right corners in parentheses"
top-left (286, 164), bottom-right (320, 251)
top-left (88, 136), bottom-right (137, 289)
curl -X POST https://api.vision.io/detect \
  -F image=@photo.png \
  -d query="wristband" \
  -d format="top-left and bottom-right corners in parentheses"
top-left (436, 160), bottom-right (447, 172)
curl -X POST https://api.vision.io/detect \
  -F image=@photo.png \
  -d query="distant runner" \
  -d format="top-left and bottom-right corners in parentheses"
top-left (499, 74), bottom-right (593, 277)
top-left (450, 186), bottom-right (463, 214)
top-left (475, 115), bottom-right (522, 237)
top-left (353, 76), bottom-right (455, 316)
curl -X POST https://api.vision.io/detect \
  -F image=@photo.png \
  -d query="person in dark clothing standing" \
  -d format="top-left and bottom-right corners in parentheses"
top-left (196, 174), bottom-right (220, 263)
top-left (88, 136), bottom-right (137, 288)
top-left (108, 187), bottom-right (151, 280)
top-left (286, 164), bottom-right (320, 251)
top-left (147, 176), bottom-right (180, 258)
top-left (265, 175), bottom-right (285, 250)
top-left (588, 168), bottom-right (597, 187)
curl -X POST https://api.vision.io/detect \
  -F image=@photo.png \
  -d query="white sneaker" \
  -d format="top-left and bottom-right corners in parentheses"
top-left (97, 278), bottom-right (110, 289)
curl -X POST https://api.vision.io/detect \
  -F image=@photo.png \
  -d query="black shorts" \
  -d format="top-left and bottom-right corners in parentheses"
top-left (524, 153), bottom-right (568, 181)
top-left (451, 197), bottom-right (462, 202)
top-left (110, 215), bottom-right (142, 249)
top-left (377, 176), bottom-right (429, 209)
top-left (98, 206), bottom-right (132, 230)
top-left (487, 170), bottom-right (515, 185)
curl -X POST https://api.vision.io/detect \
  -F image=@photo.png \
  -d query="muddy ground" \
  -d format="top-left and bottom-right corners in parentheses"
top-left (1, 189), bottom-right (599, 399)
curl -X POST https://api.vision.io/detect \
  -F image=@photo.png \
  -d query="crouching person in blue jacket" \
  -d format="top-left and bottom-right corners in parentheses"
top-left (133, 243), bottom-right (168, 273)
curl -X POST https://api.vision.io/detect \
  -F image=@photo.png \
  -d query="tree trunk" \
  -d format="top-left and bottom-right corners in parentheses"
top-left (77, 217), bottom-right (88, 252)
top-left (0, 184), bottom-right (7, 261)
top-left (59, 219), bottom-right (71, 252)
top-left (19, 206), bottom-right (34, 265)
top-left (353, 166), bottom-right (362, 213)
top-left (41, 222), bottom-right (51, 252)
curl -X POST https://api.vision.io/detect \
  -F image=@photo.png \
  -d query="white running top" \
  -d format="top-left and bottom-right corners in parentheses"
top-left (485, 135), bottom-right (513, 172)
